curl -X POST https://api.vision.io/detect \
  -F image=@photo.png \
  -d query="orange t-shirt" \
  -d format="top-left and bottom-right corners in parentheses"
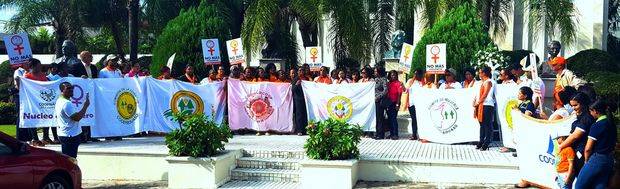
top-left (269, 75), bottom-right (278, 82)
top-left (315, 76), bottom-right (332, 84)
top-left (557, 147), bottom-right (575, 173)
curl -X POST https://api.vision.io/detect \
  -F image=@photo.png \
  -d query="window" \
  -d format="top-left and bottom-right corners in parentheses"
top-left (0, 142), bottom-right (13, 155)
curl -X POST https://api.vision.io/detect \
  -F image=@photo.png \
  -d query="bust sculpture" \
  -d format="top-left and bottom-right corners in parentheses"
top-left (383, 30), bottom-right (405, 59)
top-left (542, 41), bottom-right (562, 77)
top-left (56, 40), bottom-right (80, 66)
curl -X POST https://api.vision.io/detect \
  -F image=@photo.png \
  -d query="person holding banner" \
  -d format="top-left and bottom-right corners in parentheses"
top-left (499, 68), bottom-right (516, 85)
top-left (351, 70), bottom-right (360, 83)
top-left (290, 69), bottom-right (307, 136)
top-left (157, 66), bottom-right (173, 80)
top-left (423, 73), bottom-right (438, 89)
top-left (277, 70), bottom-right (288, 82)
top-left (298, 67), bottom-right (312, 81)
top-left (23, 58), bottom-right (47, 147)
top-left (539, 86), bottom-right (576, 121)
top-left (253, 67), bottom-right (268, 82)
top-left (405, 69), bottom-right (424, 140)
top-left (384, 70), bottom-right (404, 140)
top-left (359, 67), bottom-right (373, 83)
top-left (314, 66), bottom-right (332, 84)
top-left (217, 66), bottom-right (226, 80)
top-left (99, 56), bottom-right (123, 78)
top-left (462, 68), bottom-right (477, 88)
top-left (474, 66), bottom-right (495, 151)
top-left (177, 64), bottom-right (199, 84)
top-left (242, 67), bottom-right (254, 81)
top-left (439, 68), bottom-right (462, 89)
top-left (230, 65), bottom-right (242, 79)
top-left (555, 93), bottom-right (595, 187)
top-left (200, 69), bottom-right (220, 84)
top-left (575, 99), bottom-right (617, 189)
top-left (266, 63), bottom-right (278, 82)
top-left (335, 69), bottom-right (351, 84)
top-left (55, 82), bottom-right (91, 158)
top-left (555, 134), bottom-right (576, 189)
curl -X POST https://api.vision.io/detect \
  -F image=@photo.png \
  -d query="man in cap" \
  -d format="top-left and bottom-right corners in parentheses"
top-left (549, 55), bottom-right (585, 109)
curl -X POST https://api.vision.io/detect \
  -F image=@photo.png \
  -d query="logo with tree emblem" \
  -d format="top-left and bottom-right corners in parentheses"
top-left (428, 98), bottom-right (458, 134)
top-left (165, 90), bottom-right (204, 117)
top-left (114, 89), bottom-right (138, 124)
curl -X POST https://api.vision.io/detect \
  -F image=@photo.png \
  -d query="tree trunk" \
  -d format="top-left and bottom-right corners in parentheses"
top-left (298, 20), bottom-right (318, 47)
top-left (53, 20), bottom-right (66, 58)
top-left (128, 0), bottom-right (139, 63)
top-left (109, 22), bottom-right (125, 58)
top-left (481, 0), bottom-right (492, 34)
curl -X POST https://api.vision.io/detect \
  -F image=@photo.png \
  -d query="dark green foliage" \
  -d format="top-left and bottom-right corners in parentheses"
top-left (411, 3), bottom-right (492, 76)
top-left (584, 71), bottom-right (620, 104)
top-left (165, 111), bottom-right (232, 157)
top-left (336, 58), bottom-right (361, 72)
top-left (500, 50), bottom-right (538, 67)
top-left (304, 118), bottom-right (363, 160)
top-left (567, 49), bottom-right (620, 78)
top-left (29, 28), bottom-right (55, 54)
top-left (150, 2), bottom-right (231, 78)
top-left (0, 102), bottom-right (16, 124)
top-left (0, 61), bottom-right (14, 102)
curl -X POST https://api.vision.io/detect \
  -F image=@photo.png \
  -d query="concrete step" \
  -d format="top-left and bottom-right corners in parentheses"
top-left (237, 157), bottom-right (301, 170)
top-left (219, 180), bottom-right (300, 189)
top-left (242, 149), bottom-right (305, 159)
top-left (231, 168), bottom-right (300, 183)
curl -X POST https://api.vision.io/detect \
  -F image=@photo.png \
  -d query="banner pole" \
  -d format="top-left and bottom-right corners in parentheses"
top-left (434, 74), bottom-right (438, 85)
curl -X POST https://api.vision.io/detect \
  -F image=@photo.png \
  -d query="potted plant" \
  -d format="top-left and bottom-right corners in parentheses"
top-left (164, 111), bottom-right (236, 189)
top-left (301, 118), bottom-right (363, 189)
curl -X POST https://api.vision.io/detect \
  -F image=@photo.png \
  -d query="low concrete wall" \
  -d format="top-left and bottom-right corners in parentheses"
top-left (76, 152), bottom-right (168, 181)
top-left (358, 159), bottom-right (519, 184)
top-left (300, 159), bottom-right (359, 189)
top-left (166, 150), bottom-right (242, 189)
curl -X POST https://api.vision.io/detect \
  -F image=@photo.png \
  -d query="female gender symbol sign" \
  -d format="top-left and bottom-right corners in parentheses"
top-left (10, 35), bottom-right (25, 55)
top-left (430, 45), bottom-right (441, 64)
top-left (70, 85), bottom-right (84, 107)
top-left (206, 40), bottom-right (216, 55)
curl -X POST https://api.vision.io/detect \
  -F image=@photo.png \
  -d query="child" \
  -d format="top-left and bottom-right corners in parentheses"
top-left (517, 86), bottom-right (537, 118)
top-left (555, 135), bottom-right (575, 189)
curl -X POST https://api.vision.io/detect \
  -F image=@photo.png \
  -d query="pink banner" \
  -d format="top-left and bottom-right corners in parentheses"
top-left (227, 79), bottom-right (293, 132)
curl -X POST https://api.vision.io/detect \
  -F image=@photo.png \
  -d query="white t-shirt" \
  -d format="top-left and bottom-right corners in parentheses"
top-left (55, 96), bottom-right (82, 137)
top-left (99, 68), bottom-right (123, 78)
top-left (407, 80), bottom-right (424, 107)
top-left (439, 81), bottom-right (463, 89)
top-left (481, 79), bottom-right (496, 106)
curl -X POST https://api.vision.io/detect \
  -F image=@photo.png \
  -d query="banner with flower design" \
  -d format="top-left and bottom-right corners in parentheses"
top-left (227, 79), bottom-right (293, 132)
top-left (301, 81), bottom-right (376, 131)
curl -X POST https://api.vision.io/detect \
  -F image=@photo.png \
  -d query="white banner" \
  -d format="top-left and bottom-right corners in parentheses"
top-left (496, 84), bottom-right (520, 148)
top-left (3, 32), bottom-right (33, 66)
top-left (144, 78), bottom-right (226, 132)
top-left (411, 88), bottom-right (480, 144)
top-left (513, 109), bottom-right (575, 189)
top-left (19, 77), bottom-right (95, 128)
top-left (301, 81), bottom-right (376, 131)
top-left (227, 79), bottom-right (293, 132)
top-left (92, 77), bottom-right (146, 137)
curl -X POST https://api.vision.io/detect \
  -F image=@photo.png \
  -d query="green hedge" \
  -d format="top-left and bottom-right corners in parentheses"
top-left (0, 102), bottom-right (16, 125)
top-left (164, 111), bottom-right (232, 157)
top-left (567, 49), bottom-right (620, 77)
top-left (150, 1), bottom-right (231, 78)
top-left (410, 3), bottom-right (491, 76)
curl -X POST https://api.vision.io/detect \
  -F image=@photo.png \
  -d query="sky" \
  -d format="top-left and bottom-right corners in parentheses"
top-left (0, 7), bottom-right (17, 33)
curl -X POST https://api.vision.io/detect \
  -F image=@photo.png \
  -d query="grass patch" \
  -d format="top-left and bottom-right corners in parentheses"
top-left (0, 125), bottom-right (16, 137)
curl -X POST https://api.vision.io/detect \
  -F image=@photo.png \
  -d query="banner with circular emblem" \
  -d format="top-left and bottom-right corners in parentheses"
top-left (92, 77), bottom-right (146, 137)
top-left (227, 79), bottom-right (293, 132)
top-left (301, 81), bottom-right (376, 131)
top-left (410, 87), bottom-right (480, 144)
top-left (144, 77), bottom-right (226, 132)
top-left (18, 77), bottom-right (95, 128)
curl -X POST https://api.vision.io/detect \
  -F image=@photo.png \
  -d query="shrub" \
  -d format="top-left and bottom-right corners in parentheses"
top-left (150, 1), bottom-right (231, 78)
top-left (304, 118), bottom-right (363, 160)
top-left (0, 102), bottom-right (16, 124)
top-left (500, 50), bottom-right (540, 68)
top-left (567, 49), bottom-right (620, 77)
top-left (164, 111), bottom-right (232, 157)
top-left (410, 3), bottom-right (492, 76)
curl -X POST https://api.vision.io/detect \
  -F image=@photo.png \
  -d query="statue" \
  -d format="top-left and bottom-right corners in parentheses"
top-left (55, 40), bottom-right (80, 66)
top-left (542, 41), bottom-right (562, 77)
top-left (383, 30), bottom-right (405, 59)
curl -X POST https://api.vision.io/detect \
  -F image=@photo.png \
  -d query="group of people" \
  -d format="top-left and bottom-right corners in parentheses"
top-left (12, 52), bottom-right (136, 147)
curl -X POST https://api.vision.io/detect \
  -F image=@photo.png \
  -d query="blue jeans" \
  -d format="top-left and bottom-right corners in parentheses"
top-left (386, 104), bottom-right (399, 137)
top-left (59, 135), bottom-right (81, 158)
top-left (575, 153), bottom-right (614, 189)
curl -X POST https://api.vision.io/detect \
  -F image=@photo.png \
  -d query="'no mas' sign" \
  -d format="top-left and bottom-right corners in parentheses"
top-left (3, 33), bottom-right (33, 66)
top-left (425, 43), bottom-right (446, 74)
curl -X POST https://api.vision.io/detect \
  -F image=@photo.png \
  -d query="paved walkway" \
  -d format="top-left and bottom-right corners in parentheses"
top-left (44, 135), bottom-right (517, 167)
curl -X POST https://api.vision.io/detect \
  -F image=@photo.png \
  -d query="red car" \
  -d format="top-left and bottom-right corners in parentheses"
top-left (0, 132), bottom-right (81, 189)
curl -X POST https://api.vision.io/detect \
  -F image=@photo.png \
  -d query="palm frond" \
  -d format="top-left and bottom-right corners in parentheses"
top-left (324, 0), bottom-right (372, 65)
top-left (488, 0), bottom-right (513, 40)
top-left (524, 0), bottom-right (578, 46)
top-left (372, 0), bottom-right (395, 62)
top-left (241, 0), bottom-right (279, 55)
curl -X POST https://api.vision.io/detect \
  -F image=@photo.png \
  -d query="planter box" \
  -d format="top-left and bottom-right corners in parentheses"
top-left (165, 150), bottom-right (242, 189)
top-left (300, 159), bottom-right (359, 189)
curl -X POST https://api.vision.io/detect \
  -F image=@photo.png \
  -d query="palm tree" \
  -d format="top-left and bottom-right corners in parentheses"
top-left (77, 0), bottom-right (128, 58)
top-left (370, 0), bottom-right (395, 63)
top-left (1, 0), bottom-right (82, 57)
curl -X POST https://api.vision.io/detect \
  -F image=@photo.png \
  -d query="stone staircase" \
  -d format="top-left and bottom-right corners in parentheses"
top-left (219, 150), bottom-right (304, 188)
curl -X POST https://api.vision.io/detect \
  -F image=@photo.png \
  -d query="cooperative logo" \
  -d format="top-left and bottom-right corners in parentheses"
top-left (244, 92), bottom-right (274, 122)
top-left (170, 90), bottom-right (204, 115)
top-left (115, 89), bottom-right (138, 124)
top-left (538, 135), bottom-right (557, 165)
top-left (428, 98), bottom-right (458, 134)
top-left (327, 96), bottom-right (353, 121)
top-left (39, 88), bottom-right (57, 102)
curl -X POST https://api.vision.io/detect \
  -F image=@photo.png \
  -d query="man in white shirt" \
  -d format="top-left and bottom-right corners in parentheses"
top-left (55, 82), bottom-right (91, 158)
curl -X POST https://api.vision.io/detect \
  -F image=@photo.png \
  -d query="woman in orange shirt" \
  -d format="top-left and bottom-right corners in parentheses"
top-left (462, 68), bottom-right (476, 88)
top-left (266, 63), bottom-right (278, 82)
top-left (253, 67), bottom-right (268, 82)
top-left (23, 59), bottom-right (47, 147)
